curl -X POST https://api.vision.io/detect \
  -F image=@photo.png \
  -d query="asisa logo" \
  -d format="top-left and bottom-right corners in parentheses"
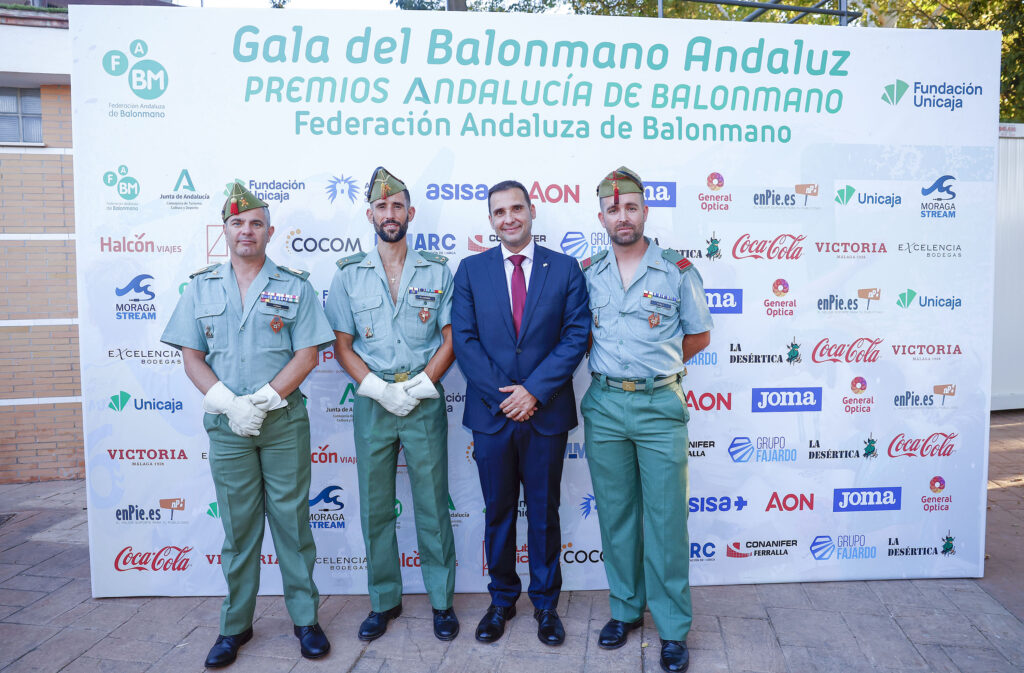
top-left (751, 387), bottom-right (822, 412)
top-left (920, 175), bottom-right (956, 219)
top-left (833, 486), bottom-right (902, 512)
top-left (705, 289), bottom-right (742, 314)
top-left (102, 39), bottom-right (169, 101)
top-left (689, 495), bottom-right (748, 513)
top-left (896, 288), bottom-right (962, 311)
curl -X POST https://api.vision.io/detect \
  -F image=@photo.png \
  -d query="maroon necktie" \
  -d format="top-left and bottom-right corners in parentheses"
top-left (509, 254), bottom-right (526, 336)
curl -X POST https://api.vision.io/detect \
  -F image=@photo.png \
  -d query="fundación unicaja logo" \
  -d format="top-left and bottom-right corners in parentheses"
top-left (881, 79), bottom-right (909, 106)
top-left (108, 391), bottom-right (131, 411)
top-left (897, 288), bottom-right (917, 308)
top-left (103, 39), bottom-right (168, 100)
top-left (103, 165), bottom-right (140, 201)
top-left (834, 185), bottom-right (855, 206)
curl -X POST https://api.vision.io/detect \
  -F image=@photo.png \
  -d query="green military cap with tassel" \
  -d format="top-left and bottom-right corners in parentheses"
top-left (596, 166), bottom-right (644, 205)
top-left (365, 166), bottom-right (408, 203)
top-left (222, 180), bottom-right (269, 221)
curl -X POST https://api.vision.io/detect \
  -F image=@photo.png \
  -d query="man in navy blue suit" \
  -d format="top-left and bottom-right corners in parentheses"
top-left (452, 180), bottom-right (590, 646)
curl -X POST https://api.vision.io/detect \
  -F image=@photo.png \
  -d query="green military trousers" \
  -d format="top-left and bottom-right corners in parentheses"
top-left (205, 391), bottom-right (319, 636)
top-left (580, 377), bottom-right (692, 641)
top-left (352, 383), bottom-right (456, 612)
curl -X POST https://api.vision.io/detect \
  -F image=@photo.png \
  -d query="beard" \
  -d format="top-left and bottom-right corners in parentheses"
top-left (373, 214), bottom-right (409, 243)
top-left (609, 224), bottom-right (643, 246)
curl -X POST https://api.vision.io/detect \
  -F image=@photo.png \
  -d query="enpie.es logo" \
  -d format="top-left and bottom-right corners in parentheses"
top-left (103, 165), bottom-right (140, 201)
top-left (881, 79), bottom-right (909, 106)
top-left (103, 39), bottom-right (168, 100)
top-left (835, 185), bottom-right (855, 205)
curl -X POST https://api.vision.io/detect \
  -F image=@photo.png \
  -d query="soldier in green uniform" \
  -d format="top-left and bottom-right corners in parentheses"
top-left (326, 167), bottom-right (459, 642)
top-left (161, 182), bottom-right (334, 668)
top-left (580, 167), bottom-right (713, 673)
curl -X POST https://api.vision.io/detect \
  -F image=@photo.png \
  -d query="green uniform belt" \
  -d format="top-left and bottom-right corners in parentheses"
top-left (593, 372), bottom-right (680, 392)
top-left (376, 369), bottom-right (424, 383)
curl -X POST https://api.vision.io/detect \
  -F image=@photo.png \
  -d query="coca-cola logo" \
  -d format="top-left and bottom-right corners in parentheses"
top-left (732, 234), bottom-right (805, 260)
top-left (114, 545), bottom-right (192, 572)
top-left (888, 432), bottom-right (957, 458)
top-left (812, 337), bottom-right (883, 363)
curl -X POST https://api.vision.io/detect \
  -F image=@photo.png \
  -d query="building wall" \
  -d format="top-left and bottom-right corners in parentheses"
top-left (0, 83), bottom-right (83, 483)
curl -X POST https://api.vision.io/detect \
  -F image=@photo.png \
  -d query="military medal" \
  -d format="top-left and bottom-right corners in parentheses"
top-left (593, 314), bottom-right (599, 328)
top-left (419, 308), bottom-right (430, 323)
top-left (205, 325), bottom-right (214, 339)
top-left (270, 316), bottom-right (283, 333)
top-left (365, 326), bottom-right (374, 338)
top-left (648, 313), bottom-right (661, 328)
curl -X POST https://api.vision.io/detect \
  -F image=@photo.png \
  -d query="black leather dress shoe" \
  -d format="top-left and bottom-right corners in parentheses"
top-left (432, 608), bottom-right (460, 641)
top-left (533, 608), bottom-right (565, 646)
top-left (474, 604), bottom-right (516, 643)
top-left (293, 623), bottom-right (330, 659)
top-left (204, 627), bottom-right (253, 668)
top-left (598, 618), bottom-right (643, 650)
top-left (357, 604), bottom-right (402, 641)
top-left (660, 639), bottom-right (690, 673)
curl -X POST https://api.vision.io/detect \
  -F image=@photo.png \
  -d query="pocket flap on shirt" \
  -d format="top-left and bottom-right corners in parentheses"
top-left (194, 302), bottom-right (226, 319)
top-left (353, 295), bottom-right (383, 312)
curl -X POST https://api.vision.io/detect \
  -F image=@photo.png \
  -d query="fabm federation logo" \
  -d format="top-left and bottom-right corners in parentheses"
top-left (103, 165), bottom-right (140, 203)
top-left (732, 234), bottom-right (805, 261)
top-left (810, 534), bottom-right (877, 561)
top-left (727, 436), bottom-right (794, 463)
top-left (705, 289), bottom-right (742, 315)
top-left (689, 495), bottom-right (749, 513)
top-left (325, 175), bottom-right (360, 204)
top-left (102, 39), bottom-right (169, 101)
top-left (921, 175), bottom-right (956, 219)
top-left (833, 486), bottom-right (901, 512)
top-left (881, 79), bottom-right (909, 106)
top-left (923, 476), bottom-right (952, 513)
top-left (811, 337), bottom-right (882, 364)
top-left (752, 387), bottom-right (822, 413)
top-left (888, 432), bottom-right (956, 459)
top-left (114, 275), bottom-right (157, 320)
top-left (308, 485), bottom-right (345, 529)
top-left (726, 539), bottom-right (797, 558)
top-left (698, 172), bottom-right (731, 212)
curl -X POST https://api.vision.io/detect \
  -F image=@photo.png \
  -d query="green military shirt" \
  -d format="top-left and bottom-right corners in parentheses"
top-left (160, 257), bottom-right (335, 395)
top-left (325, 246), bottom-right (452, 373)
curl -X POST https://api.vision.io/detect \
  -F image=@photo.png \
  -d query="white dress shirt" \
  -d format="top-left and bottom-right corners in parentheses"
top-left (500, 239), bottom-right (535, 314)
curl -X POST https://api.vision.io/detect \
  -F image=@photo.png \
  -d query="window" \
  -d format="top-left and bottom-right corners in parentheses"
top-left (0, 88), bottom-right (43, 143)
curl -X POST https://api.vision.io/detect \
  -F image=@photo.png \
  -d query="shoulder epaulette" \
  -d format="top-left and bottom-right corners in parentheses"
top-left (335, 252), bottom-right (367, 271)
top-left (277, 264), bottom-right (310, 281)
top-left (416, 250), bottom-right (449, 264)
top-left (189, 263), bottom-right (219, 279)
top-left (661, 248), bottom-right (693, 273)
top-left (580, 250), bottom-right (608, 271)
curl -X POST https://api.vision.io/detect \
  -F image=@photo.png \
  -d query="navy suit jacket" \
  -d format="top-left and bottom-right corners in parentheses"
top-left (452, 244), bottom-right (591, 435)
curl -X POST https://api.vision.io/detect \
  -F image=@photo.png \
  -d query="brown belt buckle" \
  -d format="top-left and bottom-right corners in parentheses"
top-left (621, 380), bottom-right (637, 392)
top-left (393, 372), bottom-right (410, 382)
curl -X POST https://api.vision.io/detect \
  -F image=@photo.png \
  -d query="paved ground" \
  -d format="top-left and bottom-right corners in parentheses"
top-left (0, 411), bottom-right (1022, 673)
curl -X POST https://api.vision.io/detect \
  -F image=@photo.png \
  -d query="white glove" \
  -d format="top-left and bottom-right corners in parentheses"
top-left (404, 372), bottom-right (440, 400)
top-left (358, 373), bottom-right (418, 416)
top-left (248, 383), bottom-right (288, 411)
top-left (203, 381), bottom-right (266, 437)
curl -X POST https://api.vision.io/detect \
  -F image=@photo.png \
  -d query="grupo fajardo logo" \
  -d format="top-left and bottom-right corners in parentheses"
top-left (763, 279), bottom-right (796, 318)
top-left (920, 175), bottom-right (956, 219)
top-left (817, 288), bottom-right (881, 313)
top-left (833, 486), bottom-right (901, 512)
top-left (732, 233), bottom-right (805, 260)
top-left (728, 436), bottom-right (794, 463)
top-left (308, 485), bottom-right (345, 530)
top-left (814, 240), bottom-right (887, 260)
top-left (923, 475), bottom-right (952, 513)
top-left (811, 337), bottom-right (883, 364)
top-left (752, 183), bottom-right (819, 209)
top-left (834, 184), bottom-right (901, 209)
top-left (698, 172), bottom-right (731, 212)
top-left (810, 534), bottom-right (876, 561)
top-left (114, 545), bottom-right (192, 572)
top-left (888, 432), bottom-right (957, 459)
top-left (102, 38), bottom-right (168, 121)
top-left (106, 390), bottom-right (182, 415)
top-left (896, 288), bottom-right (962, 311)
top-left (751, 387), bottom-right (822, 413)
top-left (114, 275), bottom-right (157, 321)
top-left (685, 349), bottom-right (718, 369)
top-left (705, 289), bottom-right (742, 314)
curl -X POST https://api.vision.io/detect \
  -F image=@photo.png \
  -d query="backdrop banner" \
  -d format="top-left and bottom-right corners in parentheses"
top-left (70, 6), bottom-right (1000, 597)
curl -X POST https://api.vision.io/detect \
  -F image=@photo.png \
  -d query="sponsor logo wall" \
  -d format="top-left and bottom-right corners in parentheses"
top-left (71, 7), bottom-right (997, 597)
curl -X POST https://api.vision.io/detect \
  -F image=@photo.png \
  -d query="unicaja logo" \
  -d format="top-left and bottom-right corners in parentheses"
top-left (897, 289), bottom-right (917, 308)
top-left (881, 79), bottom-right (909, 106)
top-left (109, 391), bottom-right (131, 411)
top-left (103, 39), bottom-right (168, 100)
top-left (834, 185), bottom-right (855, 205)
